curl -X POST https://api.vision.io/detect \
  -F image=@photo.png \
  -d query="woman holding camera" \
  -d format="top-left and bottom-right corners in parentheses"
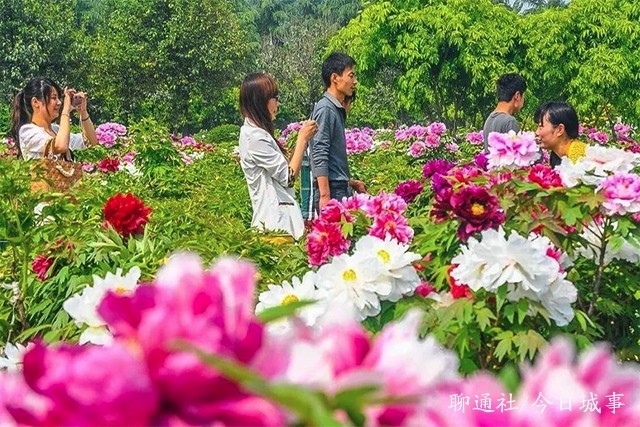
top-left (238, 73), bottom-right (317, 239)
top-left (11, 77), bottom-right (98, 161)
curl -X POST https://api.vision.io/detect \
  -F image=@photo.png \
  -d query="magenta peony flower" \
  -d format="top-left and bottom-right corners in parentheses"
top-left (8, 341), bottom-right (159, 426)
top-left (97, 157), bottom-right (120, 173)
top-left (368, 211), bottom-right (414, 244)
top-left (450, 185), bottom-right (505, 241)
top-left (415, 282), bottom-right (436, 297)
top-left (527, 164), bottom-right (563, 189)
top-left (597, 172), bottom-right (640, 216)
top-left (98, 254), bottom-right (286, 425)
top-left (306, 219), bottom-right (351, 266)
top-left (430, 186), bottom-right (454, 222)
top-left (589, 130), bottom-right (609, 144)
top-left (422, 159), bottom-right (455, 179)
top-left (431, 173), bottom-right (452, 193)
top-left (31, 254), bottom-right (54, 281)
top-left (394, 180), bottom-right (424, 204)
top-left (320, 199), bottom-right (354, 223)
top-left (474, 152), bottom-right (489, 170)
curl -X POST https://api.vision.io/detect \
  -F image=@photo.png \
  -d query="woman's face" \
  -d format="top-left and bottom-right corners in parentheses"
top-left (267, 94), bottom-right (279, 121)
top-left (535, 112), bottom-right (562, 150)
top-left (33, 88), bottom-right (61, 122)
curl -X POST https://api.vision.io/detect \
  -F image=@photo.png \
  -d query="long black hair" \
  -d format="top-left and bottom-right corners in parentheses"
top-left (10, 77), bottom-right (62, 158)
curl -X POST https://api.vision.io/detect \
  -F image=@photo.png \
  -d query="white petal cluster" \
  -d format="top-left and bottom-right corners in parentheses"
top-left (575, 221), bottom-right (640, 264)
top-left (257, 236), bottom-right (422, 324)
top-left (0, 342), bottom-right (29, 372)
top-left (62, 266), bottom-right (141, 345)
top-left (255, 271), bottom-right (326, 335)
top-left (451, 228), bottom-right (577, 326)
top-left (557, 145), bottom-right (640, 188)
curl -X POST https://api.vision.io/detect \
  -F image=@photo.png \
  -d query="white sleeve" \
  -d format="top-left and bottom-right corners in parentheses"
top-left (248, 133), bottom-right (289, 187)
top-left (19, 125), bottom-right (50, 160)
top-left (69, 133), bottom-right (86, 151)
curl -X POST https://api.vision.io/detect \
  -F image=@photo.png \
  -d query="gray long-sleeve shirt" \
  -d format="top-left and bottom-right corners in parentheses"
top-left (309, 92), bottom-right (350, 183)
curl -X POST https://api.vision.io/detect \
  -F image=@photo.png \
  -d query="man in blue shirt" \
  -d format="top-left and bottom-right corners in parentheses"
top-left (307, 52), bottom-right (365, 216)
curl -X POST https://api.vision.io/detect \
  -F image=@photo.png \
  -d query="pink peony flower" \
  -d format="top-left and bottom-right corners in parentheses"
top-left (416, 282), bottom-right (437, 297)
top-left (98, 254), bottom-right (286, 425)
top-left (81, 162), bottom-right (95, 173)
top-left (320, 199), bottom-right (353, 223)
top-left (409, 141), bottom-right (426, 157)
top-left (466, 131), bottom-right (484, 145)
top-left (597, 172), bottom-right (640, 216)
top-left (427, 122), bottom-right (447, 136)
top-left (306, 219), bottom-right (351, 266)
top-left (363, 191), bottom-right (408, 217)
top-left (589, 130), bottom-right (609, 144)
top-left (394, 180), bottom-right (424, 204)
top-left (487, 131), bottom-right (539, 169)
top-left (424, 134), bottom-right (441, 148)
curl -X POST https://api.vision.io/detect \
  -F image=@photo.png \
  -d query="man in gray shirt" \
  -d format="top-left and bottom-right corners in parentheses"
top-left (483, 73), bottom-right (527, 151)
top-left (309, 52), bottom-right (365, 214)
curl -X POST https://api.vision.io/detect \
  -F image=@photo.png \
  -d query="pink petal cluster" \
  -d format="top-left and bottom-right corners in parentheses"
top-left (427, 122), bottom-right (447, 136)
top-left (466, 131), bottom-right (484, 145)
top-left (597, 172), bottom-right (640, 216)
top-left (306, 218), bottom-right (351, 266)
top-left (614, 123), bottom-right (632, 140)
top-left (2, 255), bottom-right (288, 425)
top-left (346, 127), bottom-right (375, 154)
top-left (408, 141), bottom-right (426, 157)
top-left (95, 123), bottom-right (126, 148)
top-left (425, 133), bottom-right (441, 148)
top-left (81, 162), bottom-right (95, 173)
top-left (394, 125), bottom-right (429, 141)
top-left (589, 130), bottom-right (609, 144)
top-left (180, 136), bottom-right (196, 147)
top-left (487, 131), bottom-right (539, 169)
top-left (97, 157), bottom-right (120, 173)
top-left (280, 121), bottom-right (303, 139)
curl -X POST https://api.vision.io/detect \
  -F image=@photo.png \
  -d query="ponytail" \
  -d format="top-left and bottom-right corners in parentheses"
top-left (10, 90), bottom-right (28, 159)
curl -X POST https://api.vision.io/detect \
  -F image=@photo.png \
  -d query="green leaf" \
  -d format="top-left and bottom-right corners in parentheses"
top-left (256, 300), bottom-right (316, 324)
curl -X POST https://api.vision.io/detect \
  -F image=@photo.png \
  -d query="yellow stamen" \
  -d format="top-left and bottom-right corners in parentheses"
top-left (377, 249), bottom-right (391, 264)
top-left (281, 294), bottom-right (299, 305)
top-left (343, 269), bottom-right (357, 282)
top-left (471, 203), bottom-right (485, 216)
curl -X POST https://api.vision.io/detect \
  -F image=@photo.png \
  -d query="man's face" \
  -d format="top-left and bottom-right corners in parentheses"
top-left (333, 67), bottom-right (357, 97)
top-left (514, 91), bottom-right (525, 112)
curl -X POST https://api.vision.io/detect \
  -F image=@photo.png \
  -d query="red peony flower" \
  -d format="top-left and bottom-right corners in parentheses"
top-left (526, 164), bottom-right (563, 189)
top-left (98, 157), bottom-right (121, 173)
top-left (447, 264), bottom-right (472, 299)
top-left (450, 185), bottom-right (505, 241)
top-left (103, 193), bottom-right (152, 237)
top-left (32, 254), bottom-right (54, 281)
top-left (393, 179), bottom-right (424, 204)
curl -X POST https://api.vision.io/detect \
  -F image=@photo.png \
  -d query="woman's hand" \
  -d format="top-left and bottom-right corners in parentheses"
top-left (297, 120), bottom-right (318, 145)
top-left (74, 91), bottom-right (88, 115)
top-left (62, 87), bottom-right (75, 114)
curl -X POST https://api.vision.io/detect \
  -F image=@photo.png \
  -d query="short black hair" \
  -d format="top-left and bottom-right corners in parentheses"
top-left (534, 101), bottom-right (579, 139)
top-left (321, 52), bottom-right (356, 89)
top-left (496, 73), bottom-right (527, 102)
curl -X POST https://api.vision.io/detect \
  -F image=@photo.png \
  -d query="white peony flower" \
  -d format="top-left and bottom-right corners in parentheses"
top-left (0, 342), bottom-right (29, 372)
top-left (118, 161), bottom-right (142, 177)
top-left (256, 271), bottom-right (326, 335)
top-left (354, 235), bottom-right (421, 302)
top-left (62, 266), bottom-right (141, 345)
top-left (576, 221), bottom-right (640, 264)
top-left (451, 228), bottom-right (559, 294)
top-left (316, 252), bottom-right (383, 320)
top-left (557, 145), bottom-right (640, 187)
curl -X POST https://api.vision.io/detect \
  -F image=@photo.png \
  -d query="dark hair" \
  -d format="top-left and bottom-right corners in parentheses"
top-left (11, 77), bottom-right (62, 158)
top-left (321, 52), bottom-right (356, 89)
top-left (496, 73), bottom-right (527, 102)
top-left (534, 101), bottom-right (579, 139)
top-left (239, 73), bottom-right (278, 139)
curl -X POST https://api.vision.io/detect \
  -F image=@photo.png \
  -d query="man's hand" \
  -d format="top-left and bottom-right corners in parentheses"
top-left (319, 194), bottom-right (331, 210)
top-left (349, 179), bottom-right (367, 194)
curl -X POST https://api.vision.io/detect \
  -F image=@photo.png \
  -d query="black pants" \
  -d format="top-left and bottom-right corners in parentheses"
top-left (312, 180), bottom-right (352, 215)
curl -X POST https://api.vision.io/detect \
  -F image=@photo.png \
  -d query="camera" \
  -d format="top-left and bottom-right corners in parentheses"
top-left (71, 94), bottom-right (82, 107)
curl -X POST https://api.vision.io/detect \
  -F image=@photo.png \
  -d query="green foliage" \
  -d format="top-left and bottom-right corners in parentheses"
top-left (195, 124), bottom-right (241, 145)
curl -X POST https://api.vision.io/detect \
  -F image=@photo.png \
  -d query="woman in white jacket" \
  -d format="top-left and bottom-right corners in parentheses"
top-left (238, 73), bottom-right (317, 239)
